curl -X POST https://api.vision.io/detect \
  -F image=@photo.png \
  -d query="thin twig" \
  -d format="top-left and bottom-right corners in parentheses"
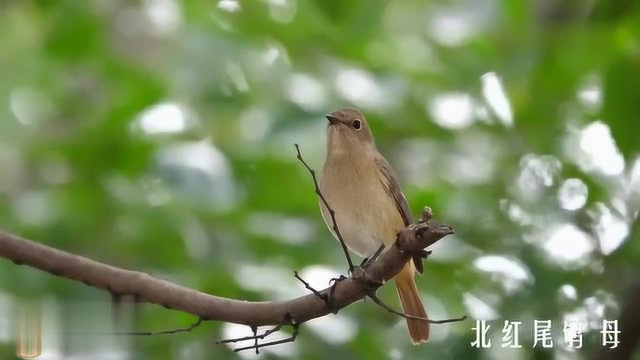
top-left (251, 326), bottom-right (259, 354)
top-left (295, 144), bottom-right (354, 273)
top-left (70, 317), bottom-right (205, 336)
top-left (367, 292), bottom-right (467, 324)
top-left (294, 271), bottom-right (327, 302)
top-left (233, 325), bottom-right (300, 353)
top-left (294, 271), bottom-right (346, 314)
top-left (129, 317), bottom-right (204, 335)
top-left (215, 317), bottom-right (299, 354)
top-left (215, 324), bottom-right (285, 345)
top-left (361, 244), bottom-right (386, 268)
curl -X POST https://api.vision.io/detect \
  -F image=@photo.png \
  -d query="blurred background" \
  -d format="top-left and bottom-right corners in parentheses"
top-left (1, 0), bottom-right (640, 359)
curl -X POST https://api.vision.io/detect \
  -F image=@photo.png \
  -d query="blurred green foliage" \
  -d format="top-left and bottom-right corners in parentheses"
top-left (1, 0), bottom-right (639, 359)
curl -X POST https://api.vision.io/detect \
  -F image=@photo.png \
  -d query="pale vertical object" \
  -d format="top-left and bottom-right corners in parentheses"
top-left (16, 300), bottom-right (41, 359)
top-left (481, 72), bottom-right (513, 126)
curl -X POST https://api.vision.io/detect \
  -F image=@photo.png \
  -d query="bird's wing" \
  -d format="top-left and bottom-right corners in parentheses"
top-left (374, 155), bottom-right (424, 274)
top-left (374, 155), bottom-right (413, 226)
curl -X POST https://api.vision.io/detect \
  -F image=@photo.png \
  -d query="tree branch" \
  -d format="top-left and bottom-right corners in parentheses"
top-left (0, 214), bottom-right (453, 329)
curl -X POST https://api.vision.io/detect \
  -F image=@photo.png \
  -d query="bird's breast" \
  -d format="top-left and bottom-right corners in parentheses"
top-left (319, 155), bottom-right (404, 256)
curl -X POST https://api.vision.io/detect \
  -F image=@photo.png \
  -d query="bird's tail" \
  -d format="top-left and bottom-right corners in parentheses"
top-left (394, 263), bottom-right (429, 344)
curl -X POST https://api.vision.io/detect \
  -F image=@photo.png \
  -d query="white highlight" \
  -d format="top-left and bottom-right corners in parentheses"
top-left (559, 284), bottom-right (578, 301)
top-left (239, 108), bottom-right (273, 142)
top-left (266, 0), bottom-right (297, 23)
top-left (578, 121), bottom-right (625, 176)
top-left (516, 154), bottom-right (561, 200)
top-left (428, 93), bottom-right (475, 129)
top-left (156, 139), bottom-right (236, 211)
top-left (307, 316), bottom-right (358, 345)
top-left (136, 102), bottom-right (190, 135)
top-left (473, 255), bottom-right (533, 294)
top-left (143, 0), bottom-right (181, 34)
top-left (247, 212), bottom-right (315, 245)
top-left (429, 13), bottom-right (475, 46)
top-left (481, 72), bottom-right (513, 126)
top-left (543, 224), bottom-right (594, 268)
top-left (591, 203), bottom-right (629, 255)
top-left (558, 178), bottom-right (588, 211)
top-left (158, 140), bottom-right (226, 177)
top-left (10, 87), bottom-right (54, 126)
top-left (463, 292), bottom-right (499, 320)
top-left (218, 0), bottom-right (240, 12)
top-left (335, 69), bottom-right (388, 110)
top-left (577, 75), bottom-right (602, 112)
top-left (222, 323), bottom-right (298, 358)
top-left (287, 74), bottom-right (327, 111)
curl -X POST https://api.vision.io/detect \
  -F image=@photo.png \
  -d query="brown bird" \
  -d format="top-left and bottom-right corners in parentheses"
top-left (318, 108), bottom-right (429, 344)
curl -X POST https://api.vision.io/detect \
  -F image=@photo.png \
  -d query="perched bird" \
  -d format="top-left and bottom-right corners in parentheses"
top-left (318, 108), bottom-right (429, 344)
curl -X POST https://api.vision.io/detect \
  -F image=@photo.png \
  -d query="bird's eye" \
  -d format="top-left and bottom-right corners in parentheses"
top-left (352, 119), bottom-right (362, 130)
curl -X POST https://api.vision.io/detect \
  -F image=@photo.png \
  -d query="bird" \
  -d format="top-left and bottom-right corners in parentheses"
top-left (318, 108), bottom-right (430, 344)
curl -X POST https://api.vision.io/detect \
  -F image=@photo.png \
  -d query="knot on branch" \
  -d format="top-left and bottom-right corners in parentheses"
top-left (351, 265), bottom-right (384, 291)
top-left (396, 206), bottom-right (454, 258)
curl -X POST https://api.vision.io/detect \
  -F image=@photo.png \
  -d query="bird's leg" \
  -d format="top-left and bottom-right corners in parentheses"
top-left (294, 271), bottom-right (345, 314)
top-left (360, 244), bottom-right (385, 269)
top-left (324, 274), bottom-right (349, 314)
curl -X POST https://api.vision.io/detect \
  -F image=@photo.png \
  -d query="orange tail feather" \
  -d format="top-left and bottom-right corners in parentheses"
top-left (394, 263), bottom-right (429, 344)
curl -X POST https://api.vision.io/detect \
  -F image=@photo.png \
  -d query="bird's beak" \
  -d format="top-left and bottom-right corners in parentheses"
top-left (325, 114), bottom-right (339, 125)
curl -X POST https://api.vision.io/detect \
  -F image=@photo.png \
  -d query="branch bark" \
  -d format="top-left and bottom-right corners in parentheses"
top-left (0, 216), bottom-right (453, 328)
